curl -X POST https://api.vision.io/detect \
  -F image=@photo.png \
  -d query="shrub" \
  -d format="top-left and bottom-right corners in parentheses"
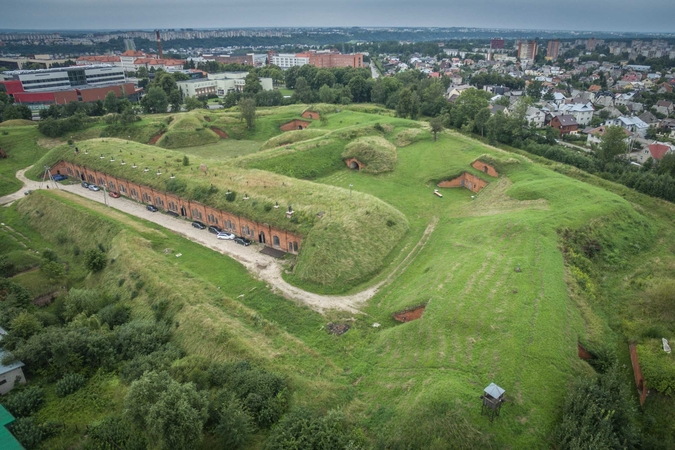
top-left (98, 304), bottom-right (131, 328)
top-left (4, 387), bottom-right (45, 417)
top-left (265, 409), bottom-right (364, 450)
top-left (85, 249), bottom-right (107, 272)
top-left (10, 417), bottom-right (44, 450)
top-left (84, 415), bottom-right (147, 450)
top-left (55, 373), bottom-right (86, 397)
top-left (213, 392), bottom-right (254, 450)
top-left (638, 340), bottom-right (675, 395)
top-left (182, 155), bottom-right (190, 166)
top-left (225, 190), bottom-right (236, 202)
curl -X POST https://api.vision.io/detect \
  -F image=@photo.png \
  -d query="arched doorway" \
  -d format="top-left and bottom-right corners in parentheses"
top-left (259, 231), bottom-right (266, 244)
top-left (180, 206), bottom-right (187, 217)
top-left (483, 166), bottom-right (488, 173)
top-left (350, 161), bottom-right (360, 170)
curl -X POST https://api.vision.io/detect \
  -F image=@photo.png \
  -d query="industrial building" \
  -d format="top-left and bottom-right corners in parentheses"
top-left (269, 51), bottom-right (364, 69)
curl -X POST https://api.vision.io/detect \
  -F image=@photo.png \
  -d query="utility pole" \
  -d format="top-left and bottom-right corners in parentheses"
top-left (349, 184), bottom-right (353, 197)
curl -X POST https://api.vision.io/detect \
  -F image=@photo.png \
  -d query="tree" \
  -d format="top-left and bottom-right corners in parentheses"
top-left (451, 88), bottom-right (491, 128)
top-left (657, 152), bottom-right (675, 177)
top-left (292, 77), bottom-right (313, 104)
top-left (347, 76), bottom-right (370, 103)
top-left (168, 90), bottom-right (182, 113)
top-left (10, 312), bottom-right (42, 340)
top-left (430, 117), bottom-right (444, 141)
top-left (40, 260), bottom-right (65, 281)
top-left (314, 69), bottom-right (336, 89)
top-left (474, 108), bottom-right (491, 137)
top-left (141, 87), bottom-right (169, 114)
top-left (119, 106), bottom-right (139, 125)
top-left (103, 91), bottom-right (120, 114)
top-left (184, 96), bottom-right (203, 111)
top-left (2, 104), bottom-right (32, 121)
top-left (182, 155), bottom-right (190, 166)
top-left (318, 85), bottom-right (335, 104)
top-left (239, 98), bottom-right (256, 130)
top-left (85, 249), bottom-right (107, 273)
top-left (526, 80), bottom-right (544, 100)
top-left (598, 126), bottom-right (628, 161)
top-left (213, 393), bottom-right (254, 450)
top-left (243, 72), bottom-right (262, 95)
top-left (124, 371), bottom-right (208, 450)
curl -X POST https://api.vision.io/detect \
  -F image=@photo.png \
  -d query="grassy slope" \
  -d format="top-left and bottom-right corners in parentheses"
top-left (0, 125), bottom-right (50, 196)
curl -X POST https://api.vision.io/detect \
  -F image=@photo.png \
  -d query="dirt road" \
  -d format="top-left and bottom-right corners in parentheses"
top-left (2, 167), bottom-right (434, 313)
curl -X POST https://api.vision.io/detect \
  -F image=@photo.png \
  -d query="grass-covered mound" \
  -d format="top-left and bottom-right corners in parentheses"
top-left (0, 119), bottom-right (35, 127)
top-left (394, 128), bottom-right (430, 147)
top-left (261, 129), bottom-right (328, 150)
top-left (29, 139), bottom-right (409, 288)
top-left (341, 136), bottom-right (397, 174)
top-left (157, 113), bottom-right (219, 149)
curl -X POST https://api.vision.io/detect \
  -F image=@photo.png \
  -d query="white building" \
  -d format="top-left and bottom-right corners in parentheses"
top-left (271, 53), bottom-right (310, 69)
top-left (177, 72), bottom-right (273, 98)
top-left (606, 116), bottom-right (650, 138)
top-left (0, 330), bottom-right (26, 395)
top-left (559, 103), bottom-right (595, 126)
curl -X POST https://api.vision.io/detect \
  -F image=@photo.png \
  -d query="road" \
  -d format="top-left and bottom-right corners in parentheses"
top-left (1, 167), bottom-right (432, 313)
top-left (370, 64), bottom-right (380, 79)
top-left (557, 140), bottom-right (591, 153)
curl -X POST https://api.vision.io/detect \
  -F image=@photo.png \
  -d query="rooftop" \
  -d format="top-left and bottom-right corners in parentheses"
top-left (4, 64), bottom-right (118, 76)
top-left (0, 350), bottom-right (25, 376)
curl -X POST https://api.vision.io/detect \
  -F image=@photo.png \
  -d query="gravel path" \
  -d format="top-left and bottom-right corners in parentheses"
top-left (1, 167), bottom-right (434, 313)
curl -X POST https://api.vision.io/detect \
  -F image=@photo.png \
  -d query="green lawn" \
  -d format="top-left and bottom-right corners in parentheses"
top-left (183, 139), bottom-right (262, 160)
top-left (0, 125), bottom-right (50, 196)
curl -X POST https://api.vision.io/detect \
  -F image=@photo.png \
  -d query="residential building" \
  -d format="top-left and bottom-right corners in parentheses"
top-left (0, 329), bottom-right (26, 396)
top-left (547, 40), bottom-right (560, 60)
top-left (639, 111), bottom-right (659, 125)
top-left (518, 40), bottom-right (538, 60)
top-left (490, 38), bottom-right (505, 49)
top-left (559, 103), bottom-right (595, 126)
top-left (270, 51), bottom-right (363, 69)
top-left (585, 125), bottom-right (632, 146)
top-left (647, 142), bottom-right (673, 161)
top-left (525, 106), bottom-right (546, 128)
top-left (271, 53), bottom-right (310, 69)
top-left (587, 38), bottom-right (598, 51)
top-left (606, 116), bottom-right (650, 137)
top-left (655, 100), bottom-right (674, 116)
top-left (550, 114), bottom-right (579, 135)
top-left (445, 84), bottom-right (473, 100)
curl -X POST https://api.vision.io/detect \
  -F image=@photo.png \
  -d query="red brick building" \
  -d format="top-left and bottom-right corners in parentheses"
top-left (550, 115), bottom-right (579, 136)
top-left (50, 161), bottom-right (302, 254)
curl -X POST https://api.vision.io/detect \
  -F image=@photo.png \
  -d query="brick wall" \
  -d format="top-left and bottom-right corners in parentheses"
top-left (471, 160), bottom-right (499, 177)
top-left (437, 172), bottom-right (488, 193)
top-left (50, 161), bottom-right (302, 254)
top-left (280, 120), bottom-right (311, 131)
top-left (301, 111), bottom-right (320, 120)
top-left (629, 343), bottom-right (649, 407)
top-left (344, 158), bottom-right (363, 170)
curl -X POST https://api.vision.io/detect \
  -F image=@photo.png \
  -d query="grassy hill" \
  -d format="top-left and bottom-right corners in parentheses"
top-left (6, 106), bottom-right (675, 447)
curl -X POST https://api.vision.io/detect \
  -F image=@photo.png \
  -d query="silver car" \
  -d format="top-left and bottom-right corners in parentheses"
top-left (88, 184), bottom-right (101, 191)
top-left (217, 232), bottom-right (235, 240)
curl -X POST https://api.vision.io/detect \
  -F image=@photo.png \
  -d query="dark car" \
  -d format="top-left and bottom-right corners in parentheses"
top-left (166, 210), bottom-right (179, 218)
top-left (192, 221), bottom-right (206, 229)
top-left (234, 237), bottom-right (252, 246)
top-left (81, 181), bottom-right (89, 188)
top-left (109, 191), bottom-right (120, 198)
top-left (208, 225), bottom-right (222, 235)
top-left (146, 204), bottom-right (158, 212)
top-left (52, 174), bottom-right (67, 181)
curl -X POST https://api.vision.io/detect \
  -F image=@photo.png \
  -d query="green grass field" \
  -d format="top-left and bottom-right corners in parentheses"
top-left (4, 106), bottom-right (675, 447)
top-left (0, 125), bottom-right (50, 196)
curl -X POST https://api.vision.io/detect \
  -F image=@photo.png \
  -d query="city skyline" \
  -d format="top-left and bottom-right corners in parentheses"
top-left (1, 0), bottom-right (675, 33)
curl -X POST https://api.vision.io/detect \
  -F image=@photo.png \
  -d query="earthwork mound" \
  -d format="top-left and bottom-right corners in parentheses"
top-left (392, 304), bottom-right (426, 323)
top-left (341, 136), bottom-right (397, 174)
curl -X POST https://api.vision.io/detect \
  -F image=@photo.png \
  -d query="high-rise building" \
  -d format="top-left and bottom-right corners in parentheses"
top-left (490, 38), bottom-right (505, 50)
top-left (587, 38), bottom-right (598, 51)
top-left (547, 40), bottom-right (561, 60)
top-left (518, 40), bottom-right (538, 60)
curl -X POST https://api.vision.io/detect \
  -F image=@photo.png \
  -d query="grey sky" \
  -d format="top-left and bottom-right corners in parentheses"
top-left (1, 0), bottom-right (674, 33)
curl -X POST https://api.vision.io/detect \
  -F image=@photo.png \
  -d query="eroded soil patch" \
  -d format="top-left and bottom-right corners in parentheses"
top-left (148, 131), bottom-right (166, 145)
top-left (393, 304), bottom-right (426, 323)
top-left (211, 127), bottom-right (229, 139)
top-left (326, 323), bottom-right (350, 335)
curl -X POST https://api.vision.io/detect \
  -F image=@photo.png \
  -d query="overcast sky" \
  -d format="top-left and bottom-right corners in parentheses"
top-left (1, 0), bottom-right (674, 33)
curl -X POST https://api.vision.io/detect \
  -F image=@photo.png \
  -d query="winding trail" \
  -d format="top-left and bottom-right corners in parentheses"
top-left (1, 167), bottom-right (435, 313)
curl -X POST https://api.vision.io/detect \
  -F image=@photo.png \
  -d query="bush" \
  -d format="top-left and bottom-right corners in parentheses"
top-left (4, 387), bottom-right (45, 417)
top-left (98, 303), bottom-right (131, 327)
top-left (55, 373), bottom-right (86, 397)
top-left (85, 249), bottom-right (107, 272)
top-left (213, 392), bottom-right (254, 450)
top-left (638, 340), bottom-right (675, 395)
top-left (84, 415), bottom-right (147, 450)
top-left (10, 417), bottom-right (44, 450)
top-left (265, 409), bottom-right (364, 450)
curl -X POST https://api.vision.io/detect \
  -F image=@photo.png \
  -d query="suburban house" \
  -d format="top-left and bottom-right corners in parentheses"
top-left (585, 125), bottom-right (633, 146)
top-left (0, 349), bottom-right (26, 396)
top-left (490, 105), bottom-right (509, 116)
top-left (639, 111), bottom-right (659, 125)
top-left (550, 114), bottom-right (579, 135)
top-left (445, 84), bottom-right (473, 100)
top-left (559, 103), bottom-right (595, 126)
top-left (655, 100), bottom-right (674, 116)
top-left (648, 142), bottom-right (674, 161)
top-left (525, 106), bottom-right (546, 128)
top-left (606, 116), bottom-right (650, 138)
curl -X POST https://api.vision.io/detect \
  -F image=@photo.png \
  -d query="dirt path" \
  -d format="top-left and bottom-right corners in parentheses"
top-left (1, 167), bottom-right (435, 313)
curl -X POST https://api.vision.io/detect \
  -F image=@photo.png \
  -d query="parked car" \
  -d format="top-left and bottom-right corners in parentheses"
top-left (234, 237), bottom-right (252, 246)
top-left (217, 232), bottom-right (235, 240)
top-left (146, 205), bottom-right (158, 212)
top-left (88, 184), bottom-right (100, 191)
top-left (81, 181), bottom-right (89, 188)
top-left (208, 225), bottom-right (222, 235)
top-left (192, 221), bottom-right (206, 229)
top-left (52, 174), bottom-right (67, 181)
top-left (24, 190), bottom-right (33, 196)
top-left (166, 211), bottom-right (179, 218)
top-left (109, 191), bottom-right (120, 198)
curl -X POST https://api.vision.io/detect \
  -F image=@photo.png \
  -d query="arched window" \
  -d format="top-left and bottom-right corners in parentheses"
top-left (293, 242), bottom-right (298, 252)
top-left (273, 236), bottom-right (280, 247)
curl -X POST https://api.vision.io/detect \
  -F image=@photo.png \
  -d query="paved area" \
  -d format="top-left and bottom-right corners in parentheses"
top-left (2, 167), bottom-right (434, 313)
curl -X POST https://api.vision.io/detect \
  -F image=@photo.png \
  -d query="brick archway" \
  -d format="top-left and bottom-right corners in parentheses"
top-left (344, 158), bottom-right (363, 171)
